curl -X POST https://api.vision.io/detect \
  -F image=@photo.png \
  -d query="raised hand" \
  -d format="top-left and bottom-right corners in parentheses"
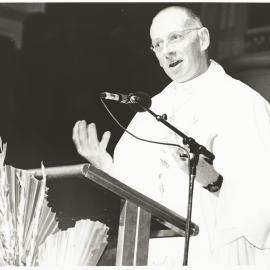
top-left (72, 120), bottom-right (113, 173)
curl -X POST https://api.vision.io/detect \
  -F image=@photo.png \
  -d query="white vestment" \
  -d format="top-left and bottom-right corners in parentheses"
top-left (112, 60), bottom-right (270, 266)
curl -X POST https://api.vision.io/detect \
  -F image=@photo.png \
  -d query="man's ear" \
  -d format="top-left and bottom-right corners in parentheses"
top-left (199, 27), bottom-right (210, 51)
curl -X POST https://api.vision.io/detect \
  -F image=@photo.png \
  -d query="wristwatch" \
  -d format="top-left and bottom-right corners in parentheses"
top-left (203, 174), bottom-right (223, 192)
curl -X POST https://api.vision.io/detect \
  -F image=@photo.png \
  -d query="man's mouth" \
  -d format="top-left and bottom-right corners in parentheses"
top-left (169, 60), bottom-right (182, 68)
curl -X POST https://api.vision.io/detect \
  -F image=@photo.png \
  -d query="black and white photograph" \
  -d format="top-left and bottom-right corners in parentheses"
top-left (0, 1), bottom-right (269, 268)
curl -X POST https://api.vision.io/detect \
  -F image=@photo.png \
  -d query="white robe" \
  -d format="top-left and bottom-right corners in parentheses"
top-left (111, 60), bottom-right (270, 266)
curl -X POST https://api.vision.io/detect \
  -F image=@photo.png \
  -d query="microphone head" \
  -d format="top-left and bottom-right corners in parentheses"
top-left (128, 92), bottom-right (152, 112)
top-left (99, 92), bottom-right (107, 99)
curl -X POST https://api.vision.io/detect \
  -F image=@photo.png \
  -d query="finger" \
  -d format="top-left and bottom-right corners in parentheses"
top-left (72, 121), bottom-right (81, 149)
top-left (87, 122), bottom-right (99, 146)
top-left (100, 131), bottom-right (111, 151)
top-left (177, 148), bottom-right (189, 159)
top-left (78, 120), bottom-right (89, 147)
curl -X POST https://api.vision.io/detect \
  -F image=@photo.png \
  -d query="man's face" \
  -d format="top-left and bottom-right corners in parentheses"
top-left (150, 10), bottom-right (208, 83)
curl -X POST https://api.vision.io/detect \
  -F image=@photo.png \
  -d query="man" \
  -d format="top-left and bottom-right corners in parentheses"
top-left (72, 6), bottom-right (270, 266)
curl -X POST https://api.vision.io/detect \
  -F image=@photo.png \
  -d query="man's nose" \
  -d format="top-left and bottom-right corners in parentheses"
top-left (163, 41), bottom-right (176, 55)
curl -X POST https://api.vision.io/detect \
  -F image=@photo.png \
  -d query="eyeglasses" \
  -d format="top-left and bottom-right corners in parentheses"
top-left (150, 27), bottom-right (202, 53)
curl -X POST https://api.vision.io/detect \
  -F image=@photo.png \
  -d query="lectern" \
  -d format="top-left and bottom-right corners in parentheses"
top-left (29, 163), bottom-right (199, 266)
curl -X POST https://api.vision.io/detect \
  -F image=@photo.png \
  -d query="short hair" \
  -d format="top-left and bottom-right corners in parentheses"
top-left (153, 6), bottom-right (203, 28)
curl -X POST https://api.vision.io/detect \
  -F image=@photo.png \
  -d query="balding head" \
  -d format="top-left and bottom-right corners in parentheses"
top-left (149, 6), bottom-right (210, 83)
top-left (151, 6), bottom-right (203, 31)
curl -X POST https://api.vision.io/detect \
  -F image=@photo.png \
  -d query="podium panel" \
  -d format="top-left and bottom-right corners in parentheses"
top-left (29, 163), bottom-right (199, 266)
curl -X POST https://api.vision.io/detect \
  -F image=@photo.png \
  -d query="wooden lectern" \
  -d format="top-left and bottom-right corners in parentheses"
top-left (29, 163), bottom-right (199, 266)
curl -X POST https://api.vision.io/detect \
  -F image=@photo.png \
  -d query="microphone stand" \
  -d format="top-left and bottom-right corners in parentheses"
top-left (136, 104), bottom-right (215, 266)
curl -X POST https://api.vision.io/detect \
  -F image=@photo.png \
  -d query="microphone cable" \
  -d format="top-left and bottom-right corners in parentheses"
top-left (100, 97), bottom-right (191, 161)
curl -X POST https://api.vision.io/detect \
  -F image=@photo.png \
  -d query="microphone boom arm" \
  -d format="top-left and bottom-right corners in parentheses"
top-left (139, 105), bottom-right (215, 162)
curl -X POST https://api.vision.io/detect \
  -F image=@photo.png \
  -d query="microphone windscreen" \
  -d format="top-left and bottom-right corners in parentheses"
top-left (99, 92), bottom-right (107, 99)
top-left (128, 92), bottom-right (152, 112)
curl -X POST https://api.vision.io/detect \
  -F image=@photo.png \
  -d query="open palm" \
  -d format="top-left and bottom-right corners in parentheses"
top-left (72, 120), bottom-right (113, 173)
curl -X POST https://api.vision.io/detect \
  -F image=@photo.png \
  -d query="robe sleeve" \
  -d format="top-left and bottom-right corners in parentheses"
top-left (212, 88), bottom-right (270, 249)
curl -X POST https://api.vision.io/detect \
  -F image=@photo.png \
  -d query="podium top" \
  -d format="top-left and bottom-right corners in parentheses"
top-left (29, 163), bottom-right (199, 237)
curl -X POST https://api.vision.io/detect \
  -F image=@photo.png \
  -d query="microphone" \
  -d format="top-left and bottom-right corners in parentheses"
top-left (100, 91), bottom-right (152, 112)
top-left (99, 92), bottom-right (137, 104)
